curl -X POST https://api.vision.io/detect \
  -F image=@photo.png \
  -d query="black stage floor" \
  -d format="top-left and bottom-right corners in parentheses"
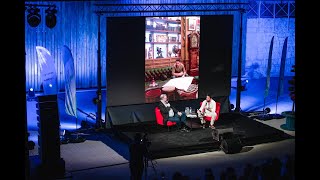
top-left (113, 112), bottom-right (293, 159)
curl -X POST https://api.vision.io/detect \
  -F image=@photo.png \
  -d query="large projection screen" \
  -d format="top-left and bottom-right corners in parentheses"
top-left (106, 15), bottom-right (233, 107)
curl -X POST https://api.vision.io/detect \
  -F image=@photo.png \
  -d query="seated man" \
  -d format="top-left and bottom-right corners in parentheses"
top-left (172, 59), bottom-right (187, 78)
top-left (197, 94), bottom-right (217, 129)
top-left (158, 94), bottom-right (190, 132)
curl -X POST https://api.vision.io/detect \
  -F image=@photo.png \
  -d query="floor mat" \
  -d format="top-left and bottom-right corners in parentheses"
top-left (60, 140), bottom-right (128, 172)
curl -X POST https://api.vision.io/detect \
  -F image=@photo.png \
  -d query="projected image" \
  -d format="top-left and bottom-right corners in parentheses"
top-left (144, 16), bottom-right (200, 103)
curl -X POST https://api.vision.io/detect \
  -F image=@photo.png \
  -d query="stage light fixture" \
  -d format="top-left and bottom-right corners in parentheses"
top-left (230, 104), bottom-right (235, 111)
top-left (27, 140), bottom-right (35, 150)
top-left (45, 6), bottom-right (57, 28)
top-left (27, 88), bottom-right (36, 101)
top-left (27, 7), bottom-right (41, 27)
top-left (92, 97), bottom-right (99, 105)
top-left (264, 107), bottom-right (271, 114)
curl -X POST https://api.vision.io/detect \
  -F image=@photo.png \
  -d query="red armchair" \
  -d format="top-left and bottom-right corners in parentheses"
top-left (155, 107), bottom-right (177, 131)
top-left (200, 101), bottom-right (221, 122)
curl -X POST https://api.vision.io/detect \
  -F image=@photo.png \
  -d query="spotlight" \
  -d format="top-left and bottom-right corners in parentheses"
top-left (27, 88), bottom-right (35, 101)
top-left (241, 85), bottom-right (247, 91)
top-left (230, 104), bottom-right (235, 111)
top-left (45, 6), bottom-right (57, 28)
top-left (92, 97), bottom-right (99, 105)
top-left (264, 107), bottom-right (271, 114)
top-left (27, 7), bottom-right (41, 27)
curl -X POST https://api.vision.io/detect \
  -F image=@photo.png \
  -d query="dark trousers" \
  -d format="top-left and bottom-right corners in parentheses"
top-left (168, 112), bottom-right (187, 128)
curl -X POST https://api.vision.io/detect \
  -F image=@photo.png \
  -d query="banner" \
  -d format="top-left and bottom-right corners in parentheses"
top-left (277, 37), bottom-right (288, 97)
top-left (62, 45), bottom-right (77, 117)
top-left (264, 36), bottom-right (274, 98)
top-left (36, 46), bottom-right (58, 95)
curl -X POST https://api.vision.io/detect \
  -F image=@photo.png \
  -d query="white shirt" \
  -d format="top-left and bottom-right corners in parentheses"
top-left (199, 99), bottom-right (216, 117)
top-left (168, 109), bottom-right (174, 117)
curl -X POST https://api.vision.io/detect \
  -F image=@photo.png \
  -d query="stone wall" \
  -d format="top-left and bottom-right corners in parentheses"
top-left (244, 18), bottom-right (295, 79)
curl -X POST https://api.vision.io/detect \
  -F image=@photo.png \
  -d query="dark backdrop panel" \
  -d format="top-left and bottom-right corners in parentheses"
top-left (107, 103), bottom-right (158, 125)
top-left (199, 15), bottom-right (233, 98)
top-left (106, 17), bottom-right (145, 107)
top-left (106, 96), bottom-right (230, 126)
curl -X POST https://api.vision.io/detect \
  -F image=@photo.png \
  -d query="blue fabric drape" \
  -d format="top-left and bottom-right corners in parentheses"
top-left (264, 36), bottom-right (274, 98)
top-left (35, 46), bottom-right (58, 95)
top-left (277, 37), bottom-right (288, 97)
top-left (62, 45), bottom-right (77, 117)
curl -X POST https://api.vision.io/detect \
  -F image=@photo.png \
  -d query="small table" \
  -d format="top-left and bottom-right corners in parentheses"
top-left (186, 113), bottom-right (198, 130)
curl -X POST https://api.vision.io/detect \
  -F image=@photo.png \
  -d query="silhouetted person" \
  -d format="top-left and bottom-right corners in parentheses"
top-left (260, 163), bottom-right (272, 180)
top-left (129, 133), bottom-right (147, 180)
top-left (239, 163), bottom-right (253, 180)
top-left (204, 168), bottom-right (215, 180)
top-left (225, 167), bottom-right (237, 180)
top-left (270, 157), bottom-right (282, 179)
top-left (249, 166), bottom-right (260, 180)
top-left (220, 171), bottom-right (226, 180)
top-left (282, 155), bottom-right (295, 180)
top-left (172, 171), bottom-right (184, 180)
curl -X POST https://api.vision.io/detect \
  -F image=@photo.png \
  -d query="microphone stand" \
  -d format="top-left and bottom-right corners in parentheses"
top-left (70, 117), bottom-right (86, 143)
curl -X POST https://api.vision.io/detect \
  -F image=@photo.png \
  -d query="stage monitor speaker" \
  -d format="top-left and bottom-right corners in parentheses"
top-left (220, 137), bottom-right (243, 154)
top-left (212, 127), bottom-right (234, 141)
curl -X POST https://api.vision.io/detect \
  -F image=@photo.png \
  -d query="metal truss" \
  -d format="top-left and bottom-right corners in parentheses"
top-left (247, 1), bottom-right (295, 18)
top-left (94, 3), bottom-right (250, 16)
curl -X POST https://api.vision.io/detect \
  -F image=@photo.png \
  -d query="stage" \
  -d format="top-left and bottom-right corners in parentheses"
top-left (26, 77), bottom-right (295, 179)
top-left (112, 112), bottom-right (293, 159)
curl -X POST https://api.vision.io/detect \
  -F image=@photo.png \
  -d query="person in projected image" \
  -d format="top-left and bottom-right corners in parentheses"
top-left (158, 94), bottom-right (190, 132)
top-left (171, 59), bottom-right (187, 78)
top-left (197, 94), bottom-right (217, 129)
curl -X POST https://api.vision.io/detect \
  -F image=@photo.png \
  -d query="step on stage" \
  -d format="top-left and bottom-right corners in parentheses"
top-left (113, 112), bottom-right (293, 159)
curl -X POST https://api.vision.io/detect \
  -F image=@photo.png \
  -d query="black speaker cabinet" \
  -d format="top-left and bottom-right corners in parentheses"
top-left (36, 95), bottom-right (65, 177)
top-left (212, 127), bottom-right (234, 141)
top-left (220, 137), bottom-right (243, 154)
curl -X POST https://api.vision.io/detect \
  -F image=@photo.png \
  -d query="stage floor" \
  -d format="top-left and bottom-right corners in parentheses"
top-left (27, 77), bottom-right (295, 179)
top-left (113, 112), bottom-right (293, 159)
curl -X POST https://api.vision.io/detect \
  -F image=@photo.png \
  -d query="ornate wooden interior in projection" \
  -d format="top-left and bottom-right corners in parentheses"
top-left (145, 16), bottom-right (200, 71)
top-left (144, 16), bottom-right (201, 102)
top-left (145, 17), bottom-right (185, 69)
top-left (188, 31), bottom-right (200, 76)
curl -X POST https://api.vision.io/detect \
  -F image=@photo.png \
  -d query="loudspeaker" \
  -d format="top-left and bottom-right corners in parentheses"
top-left (220, 137), bottom-right (243, 154)
top-left (36, 95), bottom-right (65, 178)
top-left (212, 127), bottom-right (234, 141)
